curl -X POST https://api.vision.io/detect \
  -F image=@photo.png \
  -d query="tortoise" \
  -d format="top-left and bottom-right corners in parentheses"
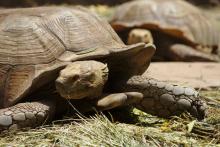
top-left (0, 6), bottom-right (206, 131)
top-left (110, 0), bottom-right (220, 62)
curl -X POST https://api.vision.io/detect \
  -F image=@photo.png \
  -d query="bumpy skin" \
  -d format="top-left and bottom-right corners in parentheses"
top-left (0, 100), bottom-right (55, 131)
top-left (121, 76), bottom-right (206, 119)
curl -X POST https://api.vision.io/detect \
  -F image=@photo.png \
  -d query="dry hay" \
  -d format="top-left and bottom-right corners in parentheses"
top-left (0, 89), bottom-right (219, 147)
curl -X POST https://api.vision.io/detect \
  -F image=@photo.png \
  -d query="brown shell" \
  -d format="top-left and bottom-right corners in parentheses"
top-left (111, 0), bottom-right (220, 47)
top-left (0, 6), bottom-right (155, 107)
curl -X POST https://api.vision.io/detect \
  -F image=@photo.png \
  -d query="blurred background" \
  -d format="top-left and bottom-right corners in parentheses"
top-left (0, 0), bottom-right (132, 7)
top-left (0, 0), bottom-right (219, 7)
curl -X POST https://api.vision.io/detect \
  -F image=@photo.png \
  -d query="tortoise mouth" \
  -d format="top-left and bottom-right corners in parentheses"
top-left (56, 81), bottom-right (103, 100)
top-left (55, 77), bottom-right (93, 99)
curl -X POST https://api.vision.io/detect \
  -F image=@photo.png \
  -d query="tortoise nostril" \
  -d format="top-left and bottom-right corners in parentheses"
top-left (71, 75), bottom-right (80, 82)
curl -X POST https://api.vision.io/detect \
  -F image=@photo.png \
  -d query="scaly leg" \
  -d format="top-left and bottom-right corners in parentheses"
top-left (120, 76), bottom-right (206, 119)
top-left (0, 99), bottom-right (56, 131)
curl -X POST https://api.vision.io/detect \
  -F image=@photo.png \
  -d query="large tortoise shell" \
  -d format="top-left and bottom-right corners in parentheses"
top-left (0, 6), bottom-right (154, 107)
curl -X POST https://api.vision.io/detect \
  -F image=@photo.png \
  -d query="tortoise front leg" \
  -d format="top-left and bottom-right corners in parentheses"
top-left (95, 92), bottom-right (143, 111)
top-left (119, 76), bottom-right (207, 119)
top-left (169, 44), bottom-right (220, 62)
top-left (0, 99), bottom-right (56, 131)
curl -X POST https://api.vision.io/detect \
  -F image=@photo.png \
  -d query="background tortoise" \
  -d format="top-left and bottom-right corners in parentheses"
top-left (110, 0), bottom-right (220, 61)
top-left (0, 6), bottom-right (205, 131)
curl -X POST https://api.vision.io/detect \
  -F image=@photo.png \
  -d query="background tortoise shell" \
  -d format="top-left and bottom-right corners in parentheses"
top-left (111, 0), bottom-right (220, 48)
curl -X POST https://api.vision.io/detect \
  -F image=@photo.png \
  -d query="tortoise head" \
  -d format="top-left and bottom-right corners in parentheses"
top-left (55, 61), bottom-right (108, 99)
top-left (127, 29), bottom-right (154, 45)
